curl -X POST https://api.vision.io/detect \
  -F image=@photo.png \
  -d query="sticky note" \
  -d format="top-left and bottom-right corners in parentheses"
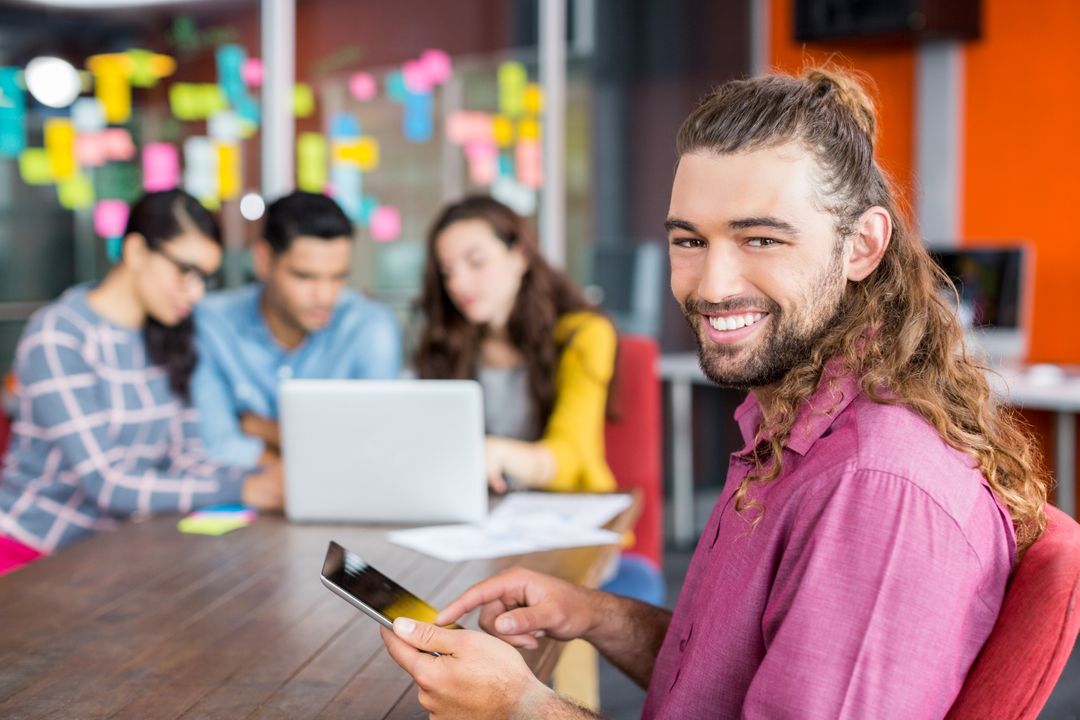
top-left (349, 72), bottom-right (377, 101)
top-left (75, 133), bottom-right (108, 167)
top-left (86, 53), bottom-right (134, 124)
top-left (177, 515), bottom-right (252, 535)
top-left (293, 83), bottom-right (315, 118)
top-left (97, 161), bottom-right (141, 202)
top-left (208, 110), bottom-right (244, 141)
top-left (217, 142), bottom-right (241, 200)
top-left (142, 142), bottom-right (179, 192)
top-left (333, 137), bottom-right (379, 171)
top-left (359, 194), bottom-right (379, 226)
top-left (446, 111), bottom-right (493, 145)
top-left (0, 67), bottom-right (26, 158)
top-left (184, 136), bottom-right (218, 201)
top-left (297, 132), bottom-right (327, 193)
top-left (93, 199), bottom-right (129, 238)
top-left (420, 49), bottom-right (452, 86)
top-left (385, 70), bottom-right (407, 102)
top-left (128, 48), bottom-right (175, 88)
top-left (330, 164), bottom-right (363, 222)
top-left (18, 148), bottom-right (52, 185)
top-left (71, 98), bottom-right (106, 132)
top-left (516, 139), bottom-right (542, 189)
top-left (523, 83), bottom-right (544, 115)
top-left (370, 205), bottom-right (401, 242)
top-left (103, 128), bottom-right (135, 162)
top-left (402, 59), bottom-right (431, 94)
top-left (242, 58), bottom-right (263, 87)
top-left (492, 175), bottom-right (536, 216)
top-left (497, 61), bottom-right (527, 118)
top-left (57, 172), bottom-right (94, 210)
top-left (465, 140), bottom-right (498, 186)
top-left (330, 112), bottom-right (361, 140)
top-left (498, 151), bottom-right (514, 178)
top-left (44, 118), bottom-right (76, 181)
top-left (403, 90), bottom-right (433, 143)
top-left (493, 115), bottom-right (514, 148)
top-left (170, 83), bottom-right (227, 121)
top-left (217, 44), bottom-right (260, 125)
top-left (518, 117), bottom-right (540, 142)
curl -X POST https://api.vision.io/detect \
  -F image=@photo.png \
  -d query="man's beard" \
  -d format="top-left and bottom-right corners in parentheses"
top-left (682, 262), bottom-right (847, 391)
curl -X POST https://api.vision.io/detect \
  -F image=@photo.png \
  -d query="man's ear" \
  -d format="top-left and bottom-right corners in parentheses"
top-left (251, 239), bottom-right (273, 280)
top-left (845, 206), bottom-right (891, 282)
top-left (121, 233), bottom-right (149, 270)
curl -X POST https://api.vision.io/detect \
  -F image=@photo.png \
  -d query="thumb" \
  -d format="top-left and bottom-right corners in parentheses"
top-left (393, 617), bottom-right (458, 655)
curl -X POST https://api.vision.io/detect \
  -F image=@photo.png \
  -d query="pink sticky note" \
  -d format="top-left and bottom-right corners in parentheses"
top-left (93, 199), bottom-right (129, 239)
top-left (402, 59), bottom-right (432, 94)
top-left (143, 142), bottom-right (180, 192)
top-left (75, 133), bottom-right (108, 167)
top-left (420, 49), bottom-right (452, 85)
top-left (447, 111), bottom-right (493, 145)
top-left (466, 141), bottom-right (498, 186)
top-left (348, 72), bottom-right (377, 101)
top-left (516, 139), bottom-right (542, 189)
top-left (370, 206), bottom-right (401, 242)
top-left (242, 58), bottom-right (263, 87)
top-left (103, 128), bottom-right (136, 161)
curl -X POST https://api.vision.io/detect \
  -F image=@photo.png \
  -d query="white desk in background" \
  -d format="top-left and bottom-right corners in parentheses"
top-left (659, 352), bottom-right (1080, 547)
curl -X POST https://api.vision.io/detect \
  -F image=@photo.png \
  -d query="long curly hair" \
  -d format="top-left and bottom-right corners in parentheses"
top-left (413, 196), bottom-right (602, 436)
top-left (677, 67), bottom-right (1051, 555)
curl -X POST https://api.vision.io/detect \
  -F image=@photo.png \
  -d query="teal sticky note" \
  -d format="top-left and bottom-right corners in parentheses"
top-left (0, 67), bottom-right (26, 158)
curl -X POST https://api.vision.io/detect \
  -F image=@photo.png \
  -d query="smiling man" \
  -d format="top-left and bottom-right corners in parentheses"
top-left (191, 191), bottom-right (401, 467)
top-left (377, 68), bottom-right (1051, 719)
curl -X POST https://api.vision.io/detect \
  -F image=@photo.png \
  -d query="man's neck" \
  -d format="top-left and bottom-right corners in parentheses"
top-left (750, 384), bottom-right (781, 424)
top-left (260, 291), bottom-right (306, 350)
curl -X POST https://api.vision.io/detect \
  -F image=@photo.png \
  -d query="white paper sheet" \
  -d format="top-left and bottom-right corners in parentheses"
top-left (386, 492), bottom-right (632, 562)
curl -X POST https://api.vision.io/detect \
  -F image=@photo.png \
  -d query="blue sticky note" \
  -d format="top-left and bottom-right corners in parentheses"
top-left (0, 67), bottom-right (26, 158)
top-left (330, 112), bottom-right (361, 140)
top-left (403, 90), bottom-right (433, 143)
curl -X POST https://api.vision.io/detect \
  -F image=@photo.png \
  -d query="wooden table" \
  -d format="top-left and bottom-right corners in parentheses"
top-left (0, 512), bottom-right (629, 719)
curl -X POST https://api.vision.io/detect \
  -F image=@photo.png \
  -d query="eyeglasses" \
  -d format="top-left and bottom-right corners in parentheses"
top-left (153, 247), bottom-right (220, 291)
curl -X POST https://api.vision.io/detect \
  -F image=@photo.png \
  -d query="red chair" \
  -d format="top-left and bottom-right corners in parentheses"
top-left (946, 504), bottom-right (1080, 719)
top-left (604, 334), bottom-right (663, 569)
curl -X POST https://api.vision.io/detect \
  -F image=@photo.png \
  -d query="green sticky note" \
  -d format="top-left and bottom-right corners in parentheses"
top-left (57, 173), bottom-right (94, 209)
top-left (178, 515), bottom-right (252, 536)
top-left (19, 148), bottom-right (52, 185)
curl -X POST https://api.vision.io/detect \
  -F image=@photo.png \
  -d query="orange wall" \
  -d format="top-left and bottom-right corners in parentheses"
top-left (962, 0), bottom-right (1080, 364)
top-left (768, 0), bottom-right (916, 206)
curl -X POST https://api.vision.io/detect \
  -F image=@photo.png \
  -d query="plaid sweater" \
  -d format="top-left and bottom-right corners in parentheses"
top-left (0, 287), bottom-right (246, 553)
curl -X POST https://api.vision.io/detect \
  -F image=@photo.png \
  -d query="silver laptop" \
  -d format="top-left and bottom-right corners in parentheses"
top-left (279, 379), bottom-right (487, 524)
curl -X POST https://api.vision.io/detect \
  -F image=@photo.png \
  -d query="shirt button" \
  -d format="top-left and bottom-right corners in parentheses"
top-left (278, 366), bottom-right (293, 380)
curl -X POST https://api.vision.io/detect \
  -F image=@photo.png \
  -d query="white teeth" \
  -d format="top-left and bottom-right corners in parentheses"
top-left (709, 312), bottom-right (765, 332)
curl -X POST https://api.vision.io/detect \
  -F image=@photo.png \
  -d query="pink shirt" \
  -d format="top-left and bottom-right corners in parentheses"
top-left (643, 372), bottom-right (1015, 719)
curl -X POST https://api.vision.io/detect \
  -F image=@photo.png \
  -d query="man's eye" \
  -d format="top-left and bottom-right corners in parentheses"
top-left (671, 237), bottom-right (705, 249)
top-left (746, 237), bottom-right (780, 248)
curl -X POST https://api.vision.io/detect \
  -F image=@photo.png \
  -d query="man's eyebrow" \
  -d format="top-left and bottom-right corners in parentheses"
top-left (664, 218), bottom-right (699, 234)
top-left (728, 216), bottom-right (800, 235)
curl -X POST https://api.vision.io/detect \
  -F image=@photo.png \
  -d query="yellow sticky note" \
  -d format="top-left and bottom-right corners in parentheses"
top-left (18, 148), bottom-right (53, 185)
top-left (493, 115), bottom-right (514, 148)
top-left (293, 83), bottom-right (315, 118)
top-left (518, 117), bottom-right (540, 142)
top-left (57, 173), bottom-right (94, 209)
top-left (523, 83), bottom-right (544, 115)
top-left (177, 515), bottom-right (251, 535)
top-left (216, 142), bottom-right (240, 200)
top-left (297, 132), bottom-right (327, 193)
top-left (333, 137), bottom-right (379, 171)
top-left (86, 53), bottom-right (134, 124)
top-left (127, 49), bottom-right (176, 88)
top-left (44, 118), bottom-right (76, 181)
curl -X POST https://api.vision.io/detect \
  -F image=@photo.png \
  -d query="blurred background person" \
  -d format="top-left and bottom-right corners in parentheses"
top-left (0, 190), bottom-right (282, 575)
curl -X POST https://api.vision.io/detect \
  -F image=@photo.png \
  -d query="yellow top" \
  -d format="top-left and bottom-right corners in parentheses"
top-left (539, 311), bottom-right (617, 493)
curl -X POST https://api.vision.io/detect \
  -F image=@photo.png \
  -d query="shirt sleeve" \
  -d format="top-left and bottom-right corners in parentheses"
top-left (741, 469), bottom-right (1002, 719)
top-left (539, 314), bottom-right (617, 492)
top-left (190, 316), bottom-right (265, 467)
top-left (353, 306), bottom-right (403, 379)
top-left (19, 324), bottom-right (246, 516)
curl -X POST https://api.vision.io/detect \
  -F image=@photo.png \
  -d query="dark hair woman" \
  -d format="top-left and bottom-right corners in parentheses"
top-left (0, 190), bottom-right (282, 575)
top-left (415, 196), bottom-right (617, 494)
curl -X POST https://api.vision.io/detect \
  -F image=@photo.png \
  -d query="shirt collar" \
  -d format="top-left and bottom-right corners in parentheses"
top-left (733, 358), bottom-right (862, 458)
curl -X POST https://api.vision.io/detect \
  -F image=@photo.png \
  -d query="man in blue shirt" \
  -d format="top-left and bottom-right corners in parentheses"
top-left (191, 191), bottom-right (402, 467)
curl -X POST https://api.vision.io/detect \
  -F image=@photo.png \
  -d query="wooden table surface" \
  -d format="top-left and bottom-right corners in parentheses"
top-left (0, 511), bottom-right (629, 719)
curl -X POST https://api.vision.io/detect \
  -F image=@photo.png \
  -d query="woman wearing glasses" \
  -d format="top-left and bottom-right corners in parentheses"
top-left (0, 190), bottom-right (282, 574)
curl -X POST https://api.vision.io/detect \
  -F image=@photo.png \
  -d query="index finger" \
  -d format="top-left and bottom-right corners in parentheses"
top-left (435, 573), bottom-right (527, 625)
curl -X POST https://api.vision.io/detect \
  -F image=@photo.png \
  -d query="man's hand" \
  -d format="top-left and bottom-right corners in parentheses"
top-left (241, 462), bottom-right (284, 511)
top-left (240, 412), bottom-right (281, 450)
top-left (435, 567), bottom-right (600, 650)
top-left (381, 618), bottom-right (591, 720)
